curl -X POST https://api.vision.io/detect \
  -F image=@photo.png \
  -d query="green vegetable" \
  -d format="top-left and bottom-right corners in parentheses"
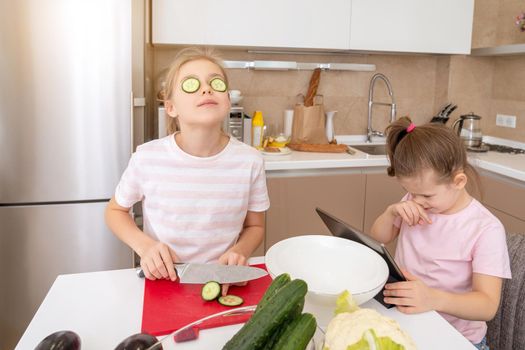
top-left (222, 279), bottom-right (308, 350)
top-left (210, 77), bottom-right (227, 92)
top-left (255, 273), bottom-right (291, 312)
top-left (181, 77), bottom-right (200, 93)
top-left (201, 281), bottom-right (221, 301)
top-left (265, 298), bottom-right (306, 349)
top-left (271, 313), bottom-right (317, 350)
top-left (218, 295), bottom-right (244, 307)
top-left (335, 290), bottom-right (359, 315)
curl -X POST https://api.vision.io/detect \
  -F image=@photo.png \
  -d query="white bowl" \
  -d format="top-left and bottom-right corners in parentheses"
top-left (265, 235), bottom-right (388, 306)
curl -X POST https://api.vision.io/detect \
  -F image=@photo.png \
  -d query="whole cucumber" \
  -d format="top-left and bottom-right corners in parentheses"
top-left (271, 313), bottom-right (317, 350)
top-left (222, 279), bottom-right (308, 350)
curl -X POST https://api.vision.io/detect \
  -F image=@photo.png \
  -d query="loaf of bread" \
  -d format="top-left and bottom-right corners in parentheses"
top-left (288, 143), bottom-right (348, 153)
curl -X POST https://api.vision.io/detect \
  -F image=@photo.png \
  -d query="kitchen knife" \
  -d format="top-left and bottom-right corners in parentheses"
top-left (136, 263), bottom-right (268, 284)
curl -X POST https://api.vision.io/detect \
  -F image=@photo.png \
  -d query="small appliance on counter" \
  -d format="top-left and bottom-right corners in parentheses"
top-left (452, 112), bottom-right (483, 147)
top-left (224, 106), bottom-right (245, 142)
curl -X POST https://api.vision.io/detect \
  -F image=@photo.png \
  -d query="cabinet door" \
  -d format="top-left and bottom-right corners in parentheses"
top-left (349, 0), bottom-right (474, 54)
top-left (265, 174), bottom-right (366, 251)
top-left (485, 206), bottom-right (525, 235)
top-left (153, 0), bottom-right (351, 50)
top-left (363, 173), bottom-right (405, 254)
top-left (480, 174), bottom-right (525, 222)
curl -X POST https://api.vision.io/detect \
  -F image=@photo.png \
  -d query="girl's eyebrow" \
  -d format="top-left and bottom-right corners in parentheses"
top-left (207, 73), bottom-right (224, 79)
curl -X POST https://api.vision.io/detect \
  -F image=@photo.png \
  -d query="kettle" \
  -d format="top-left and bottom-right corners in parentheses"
top-left (452, 112), bottom-right (482, 147)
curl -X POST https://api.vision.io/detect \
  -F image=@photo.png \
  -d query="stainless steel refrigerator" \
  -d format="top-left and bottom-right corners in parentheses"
top-left (0, 0), bottom-right (140, 348)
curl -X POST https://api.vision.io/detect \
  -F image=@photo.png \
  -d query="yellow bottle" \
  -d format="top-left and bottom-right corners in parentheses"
top-left (251, 111), bottom-right (265, 149)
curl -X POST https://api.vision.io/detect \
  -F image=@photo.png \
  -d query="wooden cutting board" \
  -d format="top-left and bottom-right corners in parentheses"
top-left (141, 264), bottom-right (272, 336)
top-left (288, 143), bottom-right (349, 153)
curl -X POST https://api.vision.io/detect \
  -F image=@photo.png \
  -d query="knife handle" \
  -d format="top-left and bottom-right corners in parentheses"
top-left (136, 263), bottom-right (186, 279)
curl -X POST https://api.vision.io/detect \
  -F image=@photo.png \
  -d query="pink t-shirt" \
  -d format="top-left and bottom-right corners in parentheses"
top-left (115, 135), bottom-right (270, 263)
top-left (394, 194), bottom-right (511, 343)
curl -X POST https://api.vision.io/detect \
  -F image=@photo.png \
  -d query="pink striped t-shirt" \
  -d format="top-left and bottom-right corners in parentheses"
top-left (394, 194), bottom-right (511, 343)
top-left (115, 135), bottom-right (270, 263)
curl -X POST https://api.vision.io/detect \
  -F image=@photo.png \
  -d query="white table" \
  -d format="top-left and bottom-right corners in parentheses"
top-left (17, 258), bottom-right (475, 349)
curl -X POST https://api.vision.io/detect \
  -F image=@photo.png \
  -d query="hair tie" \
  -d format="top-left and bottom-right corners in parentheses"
top-left (406, 123), bottom-right (416, 133)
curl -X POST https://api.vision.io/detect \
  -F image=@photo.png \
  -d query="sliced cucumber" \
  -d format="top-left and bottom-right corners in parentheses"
top-left (201, 281), bottom-right (221, 301)
top-left (181, 77), bottom-right (200, 93)
top-left (218, 295), bottom-right (244, 307)
top-left (210, 77), bottom-right (227, 92)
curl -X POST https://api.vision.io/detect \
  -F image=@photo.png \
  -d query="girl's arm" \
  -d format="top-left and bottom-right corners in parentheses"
top-left (432, 273), bottom-right (502, 321)
top-left (370, 200), bottom-right (432, 244)
top-left (219, 210), bottom-right (265, 265)
top-left (105, 197), bottom-right (178, 281)
top-left (384, 271), bottom-right (502, 321)
top-left (369, 204), bottom-right (401, 244)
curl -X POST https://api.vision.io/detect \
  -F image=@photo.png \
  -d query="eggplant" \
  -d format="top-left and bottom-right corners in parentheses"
top-left (114, 333), bottom-right (161, 350)
top-left (34, 330), bottom-right (81, 350)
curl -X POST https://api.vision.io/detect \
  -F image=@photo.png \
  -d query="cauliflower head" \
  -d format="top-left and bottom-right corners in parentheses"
top-left (323, 309), bottom-right (417, 350)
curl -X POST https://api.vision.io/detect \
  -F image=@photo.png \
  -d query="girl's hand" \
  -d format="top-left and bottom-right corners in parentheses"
top-left (218, 249), bottom-right (248, 296)
top-left (383, 270), bottom-right (437, 314)
top-left (388, 200), bottom-right (432, 226)
top-left (139, 241), bottom-right (179, 281)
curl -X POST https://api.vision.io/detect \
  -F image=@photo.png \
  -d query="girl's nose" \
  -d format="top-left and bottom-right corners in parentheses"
top-left (201, 84), bottom-right (213, 95)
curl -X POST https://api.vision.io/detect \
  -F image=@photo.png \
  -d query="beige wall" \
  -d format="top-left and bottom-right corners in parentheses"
top-left (472, 0), bottom-right (525, 48)
top-left (152, 48), bottom-right (440, 138)
top-left (150, 48), bottom-right (525, 143)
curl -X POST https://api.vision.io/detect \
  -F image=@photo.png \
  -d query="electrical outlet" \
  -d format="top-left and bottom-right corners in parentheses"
top-left (496, 114), bottom-right (517, 128)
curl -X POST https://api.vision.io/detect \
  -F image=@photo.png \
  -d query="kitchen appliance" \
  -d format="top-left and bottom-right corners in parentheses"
top-left (452, 112), bottom-right (483, 147)
top-left (137, 263), bottom-right (268, 283)
top-left (224, 106), bottom-right (245, 142)
top-left (0, 1), bottom-right (139, 348)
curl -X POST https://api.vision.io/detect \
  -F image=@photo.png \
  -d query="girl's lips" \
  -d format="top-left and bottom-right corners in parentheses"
top-left (197, 99), bottom-right (218, 107)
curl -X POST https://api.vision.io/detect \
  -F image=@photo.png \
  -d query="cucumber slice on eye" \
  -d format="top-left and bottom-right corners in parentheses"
top-left (210, 77), bottom-right (227, 92)
top-left (218, 295), bottom-right (244, 307)
top-left (181, 77), bottom-right (200, 93)
top-left (201, 281), bottom-right (221, 301)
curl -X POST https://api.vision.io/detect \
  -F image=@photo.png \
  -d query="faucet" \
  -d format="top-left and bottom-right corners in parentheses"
top-left (367, 73), bottom-right (396, 143)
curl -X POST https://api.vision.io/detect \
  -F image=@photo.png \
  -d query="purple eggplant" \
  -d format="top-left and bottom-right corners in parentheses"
top-left (114, 333), bottom-right (161, 350)
top-left (34, 330), bottom-right (81, 350)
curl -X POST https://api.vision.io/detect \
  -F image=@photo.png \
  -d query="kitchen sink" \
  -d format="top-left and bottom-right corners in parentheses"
top-left (348, 144), bottom-right (387, 155)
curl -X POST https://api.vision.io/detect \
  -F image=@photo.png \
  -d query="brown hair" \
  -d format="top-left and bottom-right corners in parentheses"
top-left (386, 117), bottom-right (479, 187)
top-left (162, 47), bottom-right (229, 134)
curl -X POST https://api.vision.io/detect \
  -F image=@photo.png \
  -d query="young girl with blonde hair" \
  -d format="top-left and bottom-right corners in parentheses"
top-left (370, 117), bottom-right (511, 349)
top-left (105, 47), bottom-right (269, 294)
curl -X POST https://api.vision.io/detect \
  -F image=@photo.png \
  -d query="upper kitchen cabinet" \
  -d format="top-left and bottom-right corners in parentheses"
top-left (152, 0), bottom-right (351, 50)
top-left (349, 0), bottom-right (475, 54)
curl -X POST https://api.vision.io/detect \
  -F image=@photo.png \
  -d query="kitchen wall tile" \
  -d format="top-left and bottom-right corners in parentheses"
top-left (496, 0), bottom-right (525, 46)
top-left (492, 57), bottom-right (525, 101)
top-left (433, 56), bottom-right (451, 113)
top-left (488, 99), bottom-right (525, 142)
top-left (471, 0), bottom-right (499, 48)
top-left (448, 56), bottom-right (494, 100)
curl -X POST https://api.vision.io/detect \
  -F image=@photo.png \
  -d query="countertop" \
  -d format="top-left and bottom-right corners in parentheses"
top-left (263, 135), bottom-right (525, 182)
top-left (16, 257), bottom-right (475, 350)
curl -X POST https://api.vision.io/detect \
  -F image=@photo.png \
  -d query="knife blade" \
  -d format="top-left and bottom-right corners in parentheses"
top-left (136, 263), bottom-right (268, 284)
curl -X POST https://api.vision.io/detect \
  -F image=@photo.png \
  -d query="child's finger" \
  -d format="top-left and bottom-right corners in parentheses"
top-left (160, 246), bottom-right (177, 281)
top-left (222, 283), bottom-right (230, 296)
top-left (417, 206), bottom-right (432, 224)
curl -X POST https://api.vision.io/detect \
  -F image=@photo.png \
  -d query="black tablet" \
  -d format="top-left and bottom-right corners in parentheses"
top-left (316, 207), bottom-right (406, 307)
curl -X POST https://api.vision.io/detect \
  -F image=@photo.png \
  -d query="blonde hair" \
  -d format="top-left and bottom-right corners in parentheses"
top-left (163, 47), bottom-right (229, 134)
top-left (385, 117), bottom-right (479, 186)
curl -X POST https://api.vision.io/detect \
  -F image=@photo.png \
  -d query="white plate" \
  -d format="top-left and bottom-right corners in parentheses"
top-left (261, 147), bottom-right (292, 156)
top-left (265, 235), bottom-right (388, 304)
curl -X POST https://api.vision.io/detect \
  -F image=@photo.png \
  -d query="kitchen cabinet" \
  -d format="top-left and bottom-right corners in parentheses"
top-left (478, 173), bottom-right (525, 234)
top-left (152, 0), bottom-right (351, 50)
top-left (363, 172), bottom-right (405, 254)
top-left (153, 0), bottom-right (473, 54)
top-left (349, 0), bottom-right (474, 54)
top-left (265, 173), bottom-right (366, 251)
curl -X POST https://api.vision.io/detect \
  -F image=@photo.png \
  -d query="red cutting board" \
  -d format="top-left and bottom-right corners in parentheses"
top-left (141, 264), bottom-right (272, 336)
